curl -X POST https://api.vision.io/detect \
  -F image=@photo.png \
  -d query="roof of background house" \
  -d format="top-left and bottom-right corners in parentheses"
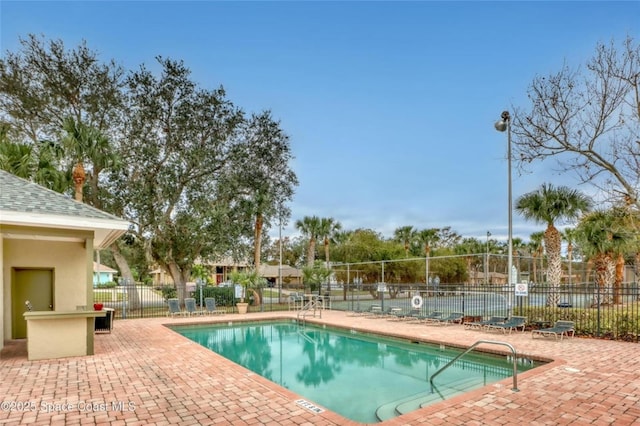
top-left (93, 262), bottom-right (118, 273)
top-left (0, 170), bottom-right (130, 248)
top-left (258, 264), bottom-right (302, 278)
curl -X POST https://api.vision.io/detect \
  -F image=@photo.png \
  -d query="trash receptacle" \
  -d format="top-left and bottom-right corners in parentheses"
top-left (95, 308), bottom-right (114, 333)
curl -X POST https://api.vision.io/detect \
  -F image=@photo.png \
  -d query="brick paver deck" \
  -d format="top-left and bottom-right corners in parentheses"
top-left (1, 310), bottom-right (639, 425)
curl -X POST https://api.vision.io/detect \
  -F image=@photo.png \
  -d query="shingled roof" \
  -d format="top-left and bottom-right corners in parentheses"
top-left (0, 170), bottom-right (129, 248)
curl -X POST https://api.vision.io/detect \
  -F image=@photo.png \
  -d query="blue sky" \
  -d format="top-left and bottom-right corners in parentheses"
top-left (1, 1), bottom-right (638, 243)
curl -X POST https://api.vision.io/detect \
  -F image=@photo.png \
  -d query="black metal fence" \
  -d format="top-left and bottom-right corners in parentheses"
top-left (325, 281), bottom-right (640, 342)
top-left (94, 280), bottom-right (640, 342)
top-left (93, 284), bottom-right (239, 319)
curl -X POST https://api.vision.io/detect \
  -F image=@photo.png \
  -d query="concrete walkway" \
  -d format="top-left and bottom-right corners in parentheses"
top-left (1, 310), bottom-right (639, 425)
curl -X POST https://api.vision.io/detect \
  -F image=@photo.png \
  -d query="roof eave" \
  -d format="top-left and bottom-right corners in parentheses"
top-left (1, 210), bottom-right (131, 249)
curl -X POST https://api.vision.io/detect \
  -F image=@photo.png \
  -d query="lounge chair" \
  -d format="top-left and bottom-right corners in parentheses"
top-left (408, 311), bottom-right (443, 323)
top-left (184, 298), bottom-right (202, 316)
top-left (464, 316), bottom-right (506, 330)
top-left (204, 297), bottom-right (226, 315)
top-left (387, 308), bottom-right (415, 321)
top-left (531, 320), bottom-right (575, 340)
top-left (366, 306), bottom-right (393, 318)
top-left (402, 308), bottom-right (424, 321)
top-left (167, 298), bottom-right (183, 317)
top-left (347, 304), bottom-right (381, 317)
top-left (388, 308), bottom-right (421, 321)
top-left (431, 312), bottom-right (464, 326)
top-left (486, 315), bottom-right (527, 334)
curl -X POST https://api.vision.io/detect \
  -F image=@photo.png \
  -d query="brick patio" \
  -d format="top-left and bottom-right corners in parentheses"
top-left (1, 310), bottom-right (639, 425)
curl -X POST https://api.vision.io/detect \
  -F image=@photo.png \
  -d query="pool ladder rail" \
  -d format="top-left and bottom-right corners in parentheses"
top-left (297, 296), bottom-right (323, 326)
top-left (430, 340), bottom-right (520, 393)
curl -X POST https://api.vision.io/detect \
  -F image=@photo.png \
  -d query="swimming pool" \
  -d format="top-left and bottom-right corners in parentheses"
top-left (172, 321), bottom-right (540, 423)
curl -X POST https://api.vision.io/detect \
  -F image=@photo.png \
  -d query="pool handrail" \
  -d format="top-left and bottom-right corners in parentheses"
top-left (429, 340), bottom-right (519, 392)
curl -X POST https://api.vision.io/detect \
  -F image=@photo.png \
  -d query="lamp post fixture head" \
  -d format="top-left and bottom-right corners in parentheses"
top-left (494, 110), bottom-right (511, 132)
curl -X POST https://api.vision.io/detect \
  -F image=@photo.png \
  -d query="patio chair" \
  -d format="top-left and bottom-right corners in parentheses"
top-left (431, 312), bottom-right (464, 326)
top-left (464, 316), bottom-right (506, 330)
top-left (184, 298), bottom-right (203, 316)
top-left (531, 320), bottom-right (575, 340)
top-left (486, 315), bottom-right (527, 334)
top-left (167, 298), bottom-right (183, 317)
top-left (204, 297), bottom-right (226, 315)
top-left (288, 293), bottom-right (304, 310)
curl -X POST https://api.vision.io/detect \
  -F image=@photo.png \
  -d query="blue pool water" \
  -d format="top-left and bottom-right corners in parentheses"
top-left (172, 321), bottom-right (540, 423)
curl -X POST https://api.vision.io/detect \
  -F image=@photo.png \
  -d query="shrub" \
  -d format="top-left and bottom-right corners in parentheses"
top-left (96, 281), bottom-right (117, 289)
top-left (157, 285), bottom-right (177, 300)
top-left (194, 286), bottom-right (235, 307)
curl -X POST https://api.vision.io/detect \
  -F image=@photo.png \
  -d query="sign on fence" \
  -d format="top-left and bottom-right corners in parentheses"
top-left (515, 282), bottom-right (528, 297)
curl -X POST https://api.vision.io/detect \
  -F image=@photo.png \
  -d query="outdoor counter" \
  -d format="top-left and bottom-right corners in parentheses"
top-left (23, 310), bottom-right (106, 360)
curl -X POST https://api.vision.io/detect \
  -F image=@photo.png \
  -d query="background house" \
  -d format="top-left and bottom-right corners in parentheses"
top-left (93, 262), bottom-right (118, 285)
top-left (151, 261), bottom-right (302, 287)
top-left (258, 264), bottom-right (302, 287)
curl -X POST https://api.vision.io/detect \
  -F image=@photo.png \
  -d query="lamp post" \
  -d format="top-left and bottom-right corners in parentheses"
top-left (196, 278), bottom-right (204, 309)
top-left (485, 231), bottom-right (491, 285)
top-left (495, 111), bottom-right (513, 317)
top-left (278, 216), bottom-right (283, 304)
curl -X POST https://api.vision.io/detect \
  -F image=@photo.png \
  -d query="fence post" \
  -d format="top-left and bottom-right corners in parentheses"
top-left (596, 283), bottom-right (601, 337)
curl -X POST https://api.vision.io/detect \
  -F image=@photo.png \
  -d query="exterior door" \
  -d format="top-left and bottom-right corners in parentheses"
top-left (12, 269), bottom-right (54, 339)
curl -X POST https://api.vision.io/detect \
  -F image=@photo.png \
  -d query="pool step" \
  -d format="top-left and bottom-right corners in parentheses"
top-left (375, 377), bottom-right (481, 422)
top-left (398, 377), bottom-right (481, 414)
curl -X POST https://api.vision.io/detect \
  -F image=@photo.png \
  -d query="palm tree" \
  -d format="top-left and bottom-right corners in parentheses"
top-left (417, 228), bottom-right (440, 283)
top-left (455, 238), bottom-right (484, 284)
top-left (393, 226), bottom-right (416, 258)
top-left (0, 137), bottom-right (67, 192)
top-left (317, 217), bottom-right (341, 293)
top-left (295, 216), bottom-right (322, 267)
top-left (516, 184), bottom-right (592, 306)
top-left (61, 117), bottom-right (118, 204)
top-left (512, 237), bottom-right (526, 282)
top-left (528, 231), bottom-right (545, 284)
top-left (576, 209), bottom-right (633, 305)
top-left (562, 227), bottom-right (577, 285)
top-left (318, 217), bottom-right (342, 268)
top-left (250, 189), bottom-right (271, 271)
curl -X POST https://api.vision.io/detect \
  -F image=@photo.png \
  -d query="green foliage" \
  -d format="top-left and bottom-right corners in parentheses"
top-left (576, 208), bottom-right (635, 260)
top-left (193, 286), bottom-right (235, 307)
top-left (517, 304), bottom-right (640, 341)
top-left (295, 216), bottom-right (322, 266)
top-left (157, 285), bottom-right (177, 301)
top-left (302, 261), bottom-right (331, 293)
top-left (230, 269), bottom-right (266, 303)
top-left (110, 57), bottom-right (296, 295)
top-left (191, 264), bottom-right (211, 285)
top-left (96, 281), bottom-right (118, 289)
top-left (0, 34), bottom-right (297, 301)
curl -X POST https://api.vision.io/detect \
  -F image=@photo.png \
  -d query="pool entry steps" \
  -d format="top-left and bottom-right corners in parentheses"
top-left (377, 340), bottom-right (520, 422)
